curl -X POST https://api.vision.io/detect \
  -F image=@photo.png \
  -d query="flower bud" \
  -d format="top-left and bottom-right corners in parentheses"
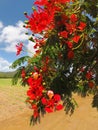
top-left (47, 90), bottom-right (54, 99)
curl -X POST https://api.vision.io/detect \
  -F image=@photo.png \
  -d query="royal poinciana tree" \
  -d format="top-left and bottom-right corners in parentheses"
top-left (11, 0), bottom-right (98, 125)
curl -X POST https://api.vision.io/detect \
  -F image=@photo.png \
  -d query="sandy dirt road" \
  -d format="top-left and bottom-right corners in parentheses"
top-left (0, 93), bottom-right (98, 130)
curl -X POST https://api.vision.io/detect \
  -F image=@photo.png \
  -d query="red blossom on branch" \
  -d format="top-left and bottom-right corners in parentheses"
top-left (21, 68), bottom-right (26, 78)
top-left (88, 81), bottom-right (94, 88)
top-left (34, 0), bottom-right (71, 6)
top-left (26, 9), bottom-right (55, 33)
top-left (43, 93), bottom-right (63, 113)
top-left (55, 104), bottom-right (63, 110)
top-left (67, 41), bottom-right (73, 48)
top-left (65, 23), bottom-right (77, 34)
top-left (59, 30), bottom-right (68, 38)
top-left (72, 35), bottom-right (80, 43)
top-left (78, 22), bottom-right (86, 30)
top-left (70, 14), bottom-right (78, 23)
top-left (34, 0), bottom-right (48, 6)
top-left (41, 97), bottom-right (48, 105)
top-left (67, 50), bottom-right (74, 59)
top-left (16, 43), bottom-right (23, 55)
top-left (86, 71), bottom-right (92, 80)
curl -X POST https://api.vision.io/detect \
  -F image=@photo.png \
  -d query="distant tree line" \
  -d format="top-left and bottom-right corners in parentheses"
top-left (0, 71), bottom-right (16, 78)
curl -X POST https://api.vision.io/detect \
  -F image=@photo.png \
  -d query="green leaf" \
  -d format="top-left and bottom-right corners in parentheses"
top-left (12, 68), bottom-right (22, 85)
top-left (11, 56), bottom-right (30, 69)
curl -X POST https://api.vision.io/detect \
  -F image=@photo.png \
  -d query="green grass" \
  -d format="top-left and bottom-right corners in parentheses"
top-left (0, 78), bottom-right (28, 91)
top-left (0, 78), bottom-right (23, 87)
top-left (0, 78), bottom-right (13, 87)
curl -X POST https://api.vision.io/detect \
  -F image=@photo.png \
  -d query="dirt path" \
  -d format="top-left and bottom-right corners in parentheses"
top-left (0, 94), bottom-right (98, 130)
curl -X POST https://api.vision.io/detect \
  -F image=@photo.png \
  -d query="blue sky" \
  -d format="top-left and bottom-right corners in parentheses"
top-left (0, 0), bottom-right (35, 71)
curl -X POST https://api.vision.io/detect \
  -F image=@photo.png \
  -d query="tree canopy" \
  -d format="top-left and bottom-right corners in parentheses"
top-left (11, 0), bottom-right (98, 125)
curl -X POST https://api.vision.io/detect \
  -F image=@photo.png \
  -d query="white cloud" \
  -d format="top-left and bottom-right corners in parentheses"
top-left (0, 20), bottom-right (28, 52)
top-left (0, 57), bottom-right (14, 72)
top-left (27, 41), bottom-right (36, 56)
top-left (0, 21), bottom-right (4, 29)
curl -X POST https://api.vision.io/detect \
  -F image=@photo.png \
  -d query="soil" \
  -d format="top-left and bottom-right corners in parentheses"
top-left (0, 91), bottom-right (98, 130)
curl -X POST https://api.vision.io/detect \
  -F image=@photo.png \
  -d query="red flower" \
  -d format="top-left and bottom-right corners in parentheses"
top-left (34, 66), bottom-right (39, 72)
top-left (86, 71), bottom-right (92, 80)
top-left (35, 0), bottom-right (70, 6)
top-left (61, 14), bottom-right (68, 24)
top-left (41, 64), bottom-right (48, 72)
top-left (41, 97), bottom-right (48, 105)
top-left (45, 56), bottom-right (50, 64)
top-left (27, 77), bottom-right (33, 86)
top-left (67, 41), bottom-right (73, 48)
top-left (32, 104), bottom-right (38, 110)
top-left (54, 94), bottom-right (61, 102)
top-left (57, 0), bottom-right (70, 4)
top-left (34, 43), bottom-right (39, 49)
top-left (78, 22), bottom-right (86, 30)
top-left (65, 23), bottom-right (76, 34)
top-left (67, 50), bottom-right (74, 59)
top-left (70, 14), bottom-right (78, 23)
top-left (21, 68), bottom-right (26, 78)
top-left (88, 81), bottom-right (94, 88)
top-left (27, 89), bottom-right (36, 100)
top-left (72, 35), bottom-right (80, 43)
top-left (34, 0), bottom-right (48, 6)
top-left (56, 104), bottom-right (63, 111)
top-left (45, 107), bottom-right (53, 113)
top-left (27, 85), bottom-right (44, 100)
top-left (59, 31), bottom-right (68, 38)
top-left (16, 43), bottom-right (23, 55)
top-left (33, 110), bottom-right (39, 118)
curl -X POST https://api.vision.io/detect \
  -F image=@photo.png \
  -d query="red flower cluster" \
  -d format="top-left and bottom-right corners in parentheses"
top-left (26, 71), bottom-right (63, 118)
top-left (25, 0), bottom-right (77, 34)
top-left (25, 8), bottom-right (55, 33)
top-left (27, 72), bottom-right (44, 100)
top-left (41, 91), bottom-right (63, 113)
top-left (55, 13), bottom-right (86, 60)
top-left (22, 0), bottom-right (87, 61)
top-left (26, 72), bottom-right (45, 118)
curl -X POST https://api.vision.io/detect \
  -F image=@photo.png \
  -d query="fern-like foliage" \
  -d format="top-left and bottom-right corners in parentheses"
top-left (11, 56), bottom-right (30, 69)
top-left (11, 56), bottom-right (30, 85)
top-left (12, 68), bottom-right (22, 85)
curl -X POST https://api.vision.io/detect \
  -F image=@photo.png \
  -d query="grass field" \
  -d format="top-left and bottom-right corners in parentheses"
top-left (0, 78), bottom-right (13, 86)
